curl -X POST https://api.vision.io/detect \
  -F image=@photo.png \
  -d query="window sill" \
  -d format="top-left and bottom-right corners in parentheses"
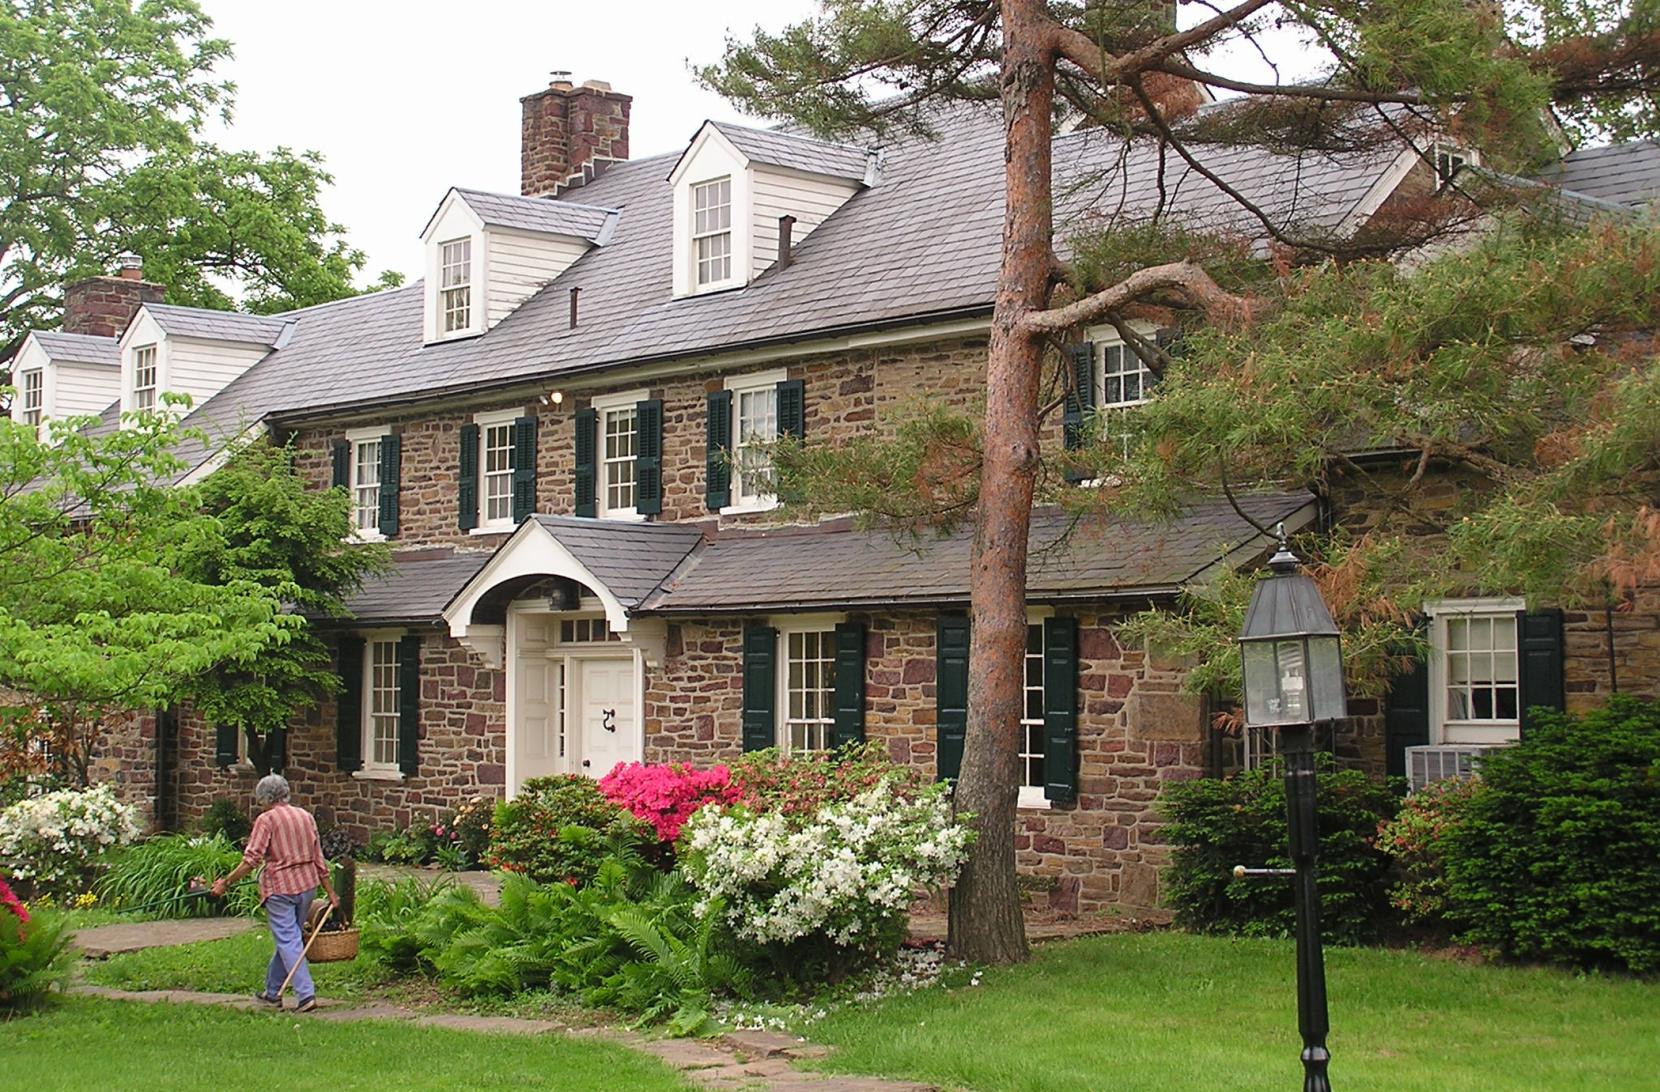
top-left (352, 768), bottom-right (406, 783)
top-left (1017, 789), bottom-right (1051, 811)
top-left (349, 530), bottom-right (386, 544)
top-left (721, 499), bottom-right (779, 517)
top-left (469, 524), bottom-right (513, 537)
top-left (597, 510), bottom-right (646, 523)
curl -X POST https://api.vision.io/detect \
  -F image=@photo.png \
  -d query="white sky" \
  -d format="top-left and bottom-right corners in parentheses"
top-left (199, 0), bottom-right (820, 284)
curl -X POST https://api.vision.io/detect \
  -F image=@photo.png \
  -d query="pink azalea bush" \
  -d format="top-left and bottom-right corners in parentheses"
top-left (599, 762), bottom-right (740, 843)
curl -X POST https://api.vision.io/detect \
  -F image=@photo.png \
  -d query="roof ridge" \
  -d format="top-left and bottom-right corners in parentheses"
top-left (453, 186), bottom-right (621, 215)
top-left (712, 118), bottom-right (872, 151)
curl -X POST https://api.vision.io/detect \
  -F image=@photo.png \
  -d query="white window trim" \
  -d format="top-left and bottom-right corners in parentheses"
top-left (437, 236), bottom-right (475, 338)
top-left (1431, 141), bottom-right (1478, 191)
top-left (19, 369), bottom-right (44, 427)
top-left (591, 388), bottom-right (649, 522)
top-left (1019, 606), bottom-right (1055, 810)
top-left (471, 407), bottom-right (523, 534)
top-left (1424, 597), bottom-right (1526, 746)
top-left (689, 175), bottom-right (739, 293)
top-left (129, 343), bottom-right (161, 414)
top-left (773, 613), bottom-right (847, 756)
top-left (722, 368), bottom-right (788, 515)
top-left (357, 628), bottom-right (407, 779)
top-left (345, 425), bottom-right (387, 543)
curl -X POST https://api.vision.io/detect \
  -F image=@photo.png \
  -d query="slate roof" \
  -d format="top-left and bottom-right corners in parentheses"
top-left (30, 330), bottom-right (119, 366)
top-left (447, 188), bottom-right (617, 241)
top-left (143, 303), bottom-right (291, 347)
top-left (642, 492), bottom-right (1315, 613)
top-left (1537, 141), bottom-right (1660, 208)
top-left (707, 121), bottom-right (873, 180)
top-left (341, 548), bottom-right (489, 624)
top-left (532, 515), bottom-right (705, 608)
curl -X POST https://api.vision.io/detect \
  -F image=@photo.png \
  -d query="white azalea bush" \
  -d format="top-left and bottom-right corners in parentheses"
top-left (680, 776), bottom-right (971, 961)
top-left (0, 783), bottom-right (141, 897)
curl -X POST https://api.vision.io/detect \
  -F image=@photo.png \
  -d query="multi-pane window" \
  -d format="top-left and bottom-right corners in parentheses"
top-left (20, 370), bottom-right (43, 426)
top-left (440, 238), bottom-right (472, 333)
top-left (1433, 143), bottom-right (1469, 191)
top-left (602, 404), bottom-right (638, 515)
top-left (558, 618), bottom-right (619, 644)
top-left (783, 629), bottom-right (837, 753)
top-left (732, 384), bottom-right (779, 506)
top-left (1442, 613), bottom-right (1519, 723)
top-left (132, 345), bottom-right (158, 410)
top-left (692, 177), bottom-right (733, 286)
top-left (365, 638), bottom-right (401, 769)
top-left (1020, 624), bottom-right (1046, 792)
top-left (482, 419), bottom-right (515, 524)
top-left (352, 437), bottom-right (381, 534)
top-left (1099, 341), bottom-right (1154, 457)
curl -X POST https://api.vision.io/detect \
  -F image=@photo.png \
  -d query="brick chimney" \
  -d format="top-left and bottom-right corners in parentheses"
top-left (62, 254), bottom-right (165, 338)
top-left (521, 74), bottom-right (632, 197)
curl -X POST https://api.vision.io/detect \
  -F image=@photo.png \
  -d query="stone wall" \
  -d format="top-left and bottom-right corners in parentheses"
top-left (62, 272), bottom-right (164, 338)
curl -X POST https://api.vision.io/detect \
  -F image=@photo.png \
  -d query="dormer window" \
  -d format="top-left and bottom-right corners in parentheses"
top-left (20, 370), bottom-right (42, 426)
top-left (692, 177), bottom-right (733, 287)
top-left (1433, 142), bottom-right (1474, 191)
top-left (132, 344), bottom-right (158, 410)
top-left (439, 238), bottom-right (472, 333)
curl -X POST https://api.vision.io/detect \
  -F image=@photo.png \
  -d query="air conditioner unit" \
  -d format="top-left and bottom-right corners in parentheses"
top-left (1406, 745), bottom-right (1495, 793)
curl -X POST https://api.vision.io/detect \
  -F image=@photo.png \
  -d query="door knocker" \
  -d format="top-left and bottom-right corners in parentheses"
top-left (601, 708), bottom-right (617, 733)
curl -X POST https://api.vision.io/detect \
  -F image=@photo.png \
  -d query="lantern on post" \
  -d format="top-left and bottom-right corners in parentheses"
top-left (1237, 524), bottom-right (1347, 1092)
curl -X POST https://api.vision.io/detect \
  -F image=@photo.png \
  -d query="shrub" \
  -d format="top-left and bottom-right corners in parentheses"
top-left (1376, 777), bottom-right (1481, 926)
top-left (0, 783), bottom-right (141, 898)
top-left (600, 762), bottom-right (740, 842)
top-left (445, 795), bottom-right (495, 866)
top-left (196, 799), bottom-right (251, 845)
top-left (730, 743), bottom-right (929, 817)
top-left (1, 877), bottom-right (73, 1010)
top-left (96, 835), bottom-right (260, 918)
top-left (1162, 759), bottom-right (1399, 945)
top-left (366, 827), bottom-right (431, 866)
top-left (488, 775), bottom-right (632, 885)
top-left (357, 874), bottom-right (457, 970)
top-left (1440, 696), bottom-right (1660, 974)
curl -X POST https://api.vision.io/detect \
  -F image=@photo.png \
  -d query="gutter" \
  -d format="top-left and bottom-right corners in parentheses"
top-left (636, 584), bottom-right (1188, 617)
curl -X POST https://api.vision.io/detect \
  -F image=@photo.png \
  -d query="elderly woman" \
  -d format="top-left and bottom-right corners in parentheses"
top-left (211, 774), bottom-right (338, 1012)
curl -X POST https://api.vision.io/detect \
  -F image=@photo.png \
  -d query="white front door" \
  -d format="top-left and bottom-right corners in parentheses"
top-left (576, 657), bottom-right (636, 777)
top-left (514, 653), bottom-right (563, 789)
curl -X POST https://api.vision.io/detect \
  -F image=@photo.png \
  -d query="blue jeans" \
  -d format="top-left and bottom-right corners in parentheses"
top-left (263, 891), bottom-right (315, 1002)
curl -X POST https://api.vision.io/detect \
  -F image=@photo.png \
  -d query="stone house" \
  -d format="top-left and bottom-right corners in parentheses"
top-left (18, 75), bottom-right (1660, 911)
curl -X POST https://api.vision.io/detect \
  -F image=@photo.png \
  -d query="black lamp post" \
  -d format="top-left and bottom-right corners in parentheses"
top-left (1237, 525), bottom-right (1347, 1092)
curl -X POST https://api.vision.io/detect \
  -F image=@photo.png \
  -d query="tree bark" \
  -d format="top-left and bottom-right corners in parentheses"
top-left (947, 0), bottom-right (1055, 966)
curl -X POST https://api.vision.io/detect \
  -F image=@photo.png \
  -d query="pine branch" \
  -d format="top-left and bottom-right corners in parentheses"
top-left (1019, 260), bottom-right (1253, 336)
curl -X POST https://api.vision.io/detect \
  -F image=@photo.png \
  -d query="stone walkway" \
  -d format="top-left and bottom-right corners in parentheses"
top-left (67, 984), bottom-right (934, 1091)
top-left (72, 916), bottom-right (257, 958)
top-left (357, 864), bottom-right (502, 905)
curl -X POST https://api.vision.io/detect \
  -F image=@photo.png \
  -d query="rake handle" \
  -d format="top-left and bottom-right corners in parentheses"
top-left (276, 901), bottom-right (333, 1000)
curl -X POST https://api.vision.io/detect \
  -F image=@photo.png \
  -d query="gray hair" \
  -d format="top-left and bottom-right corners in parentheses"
top-left (254, 774), bottom-right (291, 807)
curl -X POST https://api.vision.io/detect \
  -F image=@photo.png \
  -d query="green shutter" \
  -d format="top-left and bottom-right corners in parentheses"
top-left (1062, 343), bottom-right (1094, 451)
top-left (398, 634), bottom-right (421, 776)
top-left (936, 613), bottom-right (970, 781)
top-left (574, 407), bottom-right (597, 518)
top-left (1042, 616), bottom-right (1079, 802)
top-left (832, 621), bottom-right (866, 749)
top-left (214, 723), bottom-right (239, 769)
top-left (741, 623), bottom-right (776, 752)
top-left (777, 379), bottom-right (806, 441)
top-left (457, 424), bottom-right (480, 531)
top-left (268, 727), bottom-right (288, 775)
top-left (330, 439), bottom-right (350, 489)
top-left (706, 390), bottom-right (732, 510)
top-left (377, 433), bottom-right (401, 537)
top-left (1517, 608), bottom-right (1565, 737)
top-left (336, 636), bottom-right (365, 772)
top-left (1383, 639), bottom-right (1430, 780)
top-left (511, 415), bottom-right (538, 525)
top-left (635, 398), bottom-right (664, 516)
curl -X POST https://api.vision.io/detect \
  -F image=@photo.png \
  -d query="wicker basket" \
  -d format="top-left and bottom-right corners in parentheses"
top-left (306, 927), bottom-right (359, 963)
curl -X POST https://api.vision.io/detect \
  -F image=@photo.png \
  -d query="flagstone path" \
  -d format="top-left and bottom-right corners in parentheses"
top-left (71, 915), bottom-right (257, 958)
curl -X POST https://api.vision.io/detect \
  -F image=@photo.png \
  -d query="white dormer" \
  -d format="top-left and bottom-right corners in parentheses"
top-left (9, 330), bottom-right (122, 436)
top-left (118, 304), bottom-right (287, 418)
top-left (669, 121), bottom-right (873, 299)
top-left (420, 188), bottom-right (616, 344)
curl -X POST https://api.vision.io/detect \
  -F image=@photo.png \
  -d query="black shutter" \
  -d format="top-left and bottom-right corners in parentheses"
top-left (268, 727), bottom-right (288, 775)
top-left (397, 634), bottom-right (421, 776)
top-left (832, 621), bottom-right (866, 749)
top-left (1042, 616), bottom-right (1079, 802)
top-left (1517, 608), bottom-right (1566, 737)
top-left (330, 439), bottom-right (350, 489)
top-left (377, 433), bottom-right (401, 537)
top-left (511, 415), bottom-right (538, 525)
top-left (1062, 343), bottom-right (1095, 483)
top-left (741, 624), bottom-right (777, 752)
top-left (777, 379), bottom-right (806, 441)
top-left (1383, 643), bottom-right (1430, 780)
top-left (936, 613), bottom-right (970, 781)
top-left (457, 424), bottom-right (480, 531)
top-left (335, 636), bottom-right (365, 772)
top-left (635, 398), bottom-right (664, 516)
top-left (574, 407), bottom-right (597, 518)
top-left (706, 390), bottom-right (732, 510)
top-left (214, 723), bottom-right (239, 769)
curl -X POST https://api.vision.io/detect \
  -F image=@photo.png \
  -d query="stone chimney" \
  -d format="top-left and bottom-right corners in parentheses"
top-left (62, 254), bottom-right (165, 338)
top-left (521, 74), bottom-right (632, 197)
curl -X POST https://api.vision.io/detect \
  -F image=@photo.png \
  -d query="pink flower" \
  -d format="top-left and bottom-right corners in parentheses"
top-left (0, 876), bottom-right (28, 925)
top-left (599, 762), bottom-right (740, 842)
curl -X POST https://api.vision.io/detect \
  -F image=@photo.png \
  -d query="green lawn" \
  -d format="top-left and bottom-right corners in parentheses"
top-left (806, 932), bottom-right (1660, 1092)
top-left (83, 929), bottom-right (389, 1000)
top-left (1, 997), bottom-right (690, 1091)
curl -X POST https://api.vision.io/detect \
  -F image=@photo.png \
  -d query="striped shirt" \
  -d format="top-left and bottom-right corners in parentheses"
top-left (241, 802), bottom-right (328, 902)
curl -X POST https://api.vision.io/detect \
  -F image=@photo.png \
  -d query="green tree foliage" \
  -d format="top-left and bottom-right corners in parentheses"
top-left (176, 439), bottom-right (387, 774)
top-left (0, 0), bottom-right (386, 357)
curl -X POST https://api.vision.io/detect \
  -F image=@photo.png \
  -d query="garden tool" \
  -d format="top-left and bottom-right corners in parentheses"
top-left (276, 901), bottom-right (334, 999)
top-left (116, 878), bottom-right (216, 916)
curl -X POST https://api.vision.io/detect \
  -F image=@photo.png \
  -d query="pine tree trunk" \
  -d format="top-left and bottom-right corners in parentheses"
top-left (947, 0), bottom-right (1054, 966)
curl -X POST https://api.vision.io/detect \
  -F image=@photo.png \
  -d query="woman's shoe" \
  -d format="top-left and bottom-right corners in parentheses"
top-left (254, 992), bottom-right (280, 1007)
top-left (292, 996), bottom-right (319, 1013)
